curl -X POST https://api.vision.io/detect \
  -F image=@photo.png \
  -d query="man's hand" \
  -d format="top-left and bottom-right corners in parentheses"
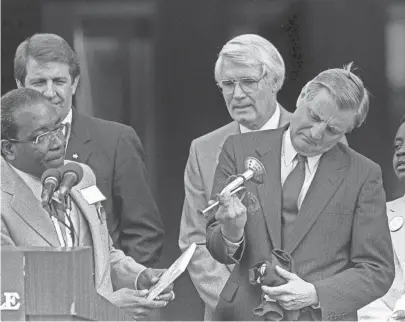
top-left (261, 266), bottom-right (319, 311)
top-left (109, 288), bottom-right (174, 320)
top-left (136, 268), bottom-right (175, 299)
top-left (214, 190), bottom-right (247, 242)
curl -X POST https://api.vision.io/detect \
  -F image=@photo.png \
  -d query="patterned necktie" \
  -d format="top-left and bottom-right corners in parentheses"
top-left (63, 123), bottom-right (71, 140)
top-left (282, 154), bottom-right (307, 212)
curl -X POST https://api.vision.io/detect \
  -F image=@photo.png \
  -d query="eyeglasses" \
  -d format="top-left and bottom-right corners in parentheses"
top-left (217, 74), bottom-right (266, 95)
top-left (8, 123), bottom-right (68, 145)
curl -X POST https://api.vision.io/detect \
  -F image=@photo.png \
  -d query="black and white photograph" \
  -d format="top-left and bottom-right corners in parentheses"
top-left (1, 0), bottom-right (404, 320)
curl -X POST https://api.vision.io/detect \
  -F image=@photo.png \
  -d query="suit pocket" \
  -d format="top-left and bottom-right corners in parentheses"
top-left (219, 280), bottom-right (239, 302)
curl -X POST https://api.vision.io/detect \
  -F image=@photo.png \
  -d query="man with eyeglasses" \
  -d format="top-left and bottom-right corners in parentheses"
top-left (178, 34), bottom-right (292, 321)
top-left (14, 33), bottom-right (164, 267)
top-left (1, 88), bottom-right (175, 320)
top-left (206, 64), bottom-right (394, 321)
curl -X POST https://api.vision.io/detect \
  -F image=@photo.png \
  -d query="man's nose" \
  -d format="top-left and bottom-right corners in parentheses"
top-left (232, 82), bottom-right (246, 99)
top-left (49, 131), bottom-right (66, 149)
top-left (42, 81), bottom-right (55, 98)
top-left (396, 145), bottom-right (405, 156)
top-left (310, 122), bottom-right (327, 141)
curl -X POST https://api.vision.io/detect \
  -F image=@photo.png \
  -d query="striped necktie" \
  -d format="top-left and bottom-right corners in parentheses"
top-left (282, 154), bottom-right (307, 212)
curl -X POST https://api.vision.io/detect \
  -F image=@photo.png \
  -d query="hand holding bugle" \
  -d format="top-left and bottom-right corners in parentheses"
top-left (197, 157), bottom-right (266, 216)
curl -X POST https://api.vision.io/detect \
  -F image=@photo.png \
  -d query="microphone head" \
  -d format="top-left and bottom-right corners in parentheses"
top-left (60, 163), bottom-right (84, 184)
top-left (41, 168), bottom-right (62, 185)
top-left (244, 157), bottom-right (266, 184)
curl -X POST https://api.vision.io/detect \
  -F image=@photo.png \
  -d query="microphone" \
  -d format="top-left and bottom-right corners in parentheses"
top-left (198, 157), bottom-right (266, 216)
top-left (41, 168), bottom-right (62, 207)
top-left (57, 163), bottom-right (84, 201)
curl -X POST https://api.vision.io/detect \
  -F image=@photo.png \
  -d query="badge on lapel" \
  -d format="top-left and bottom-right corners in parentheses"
top-left (73, 153), bottom-right (78, 160)
top-left (389, 216), bottom-right (404, 232)
top-left (80, 185), bottom-right (107, 223)
top-left (80, 185), bottom-right (106, 204)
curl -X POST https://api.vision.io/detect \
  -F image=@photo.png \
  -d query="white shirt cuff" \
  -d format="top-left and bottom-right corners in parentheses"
top-left (134, 267), bottom-right (148, 290)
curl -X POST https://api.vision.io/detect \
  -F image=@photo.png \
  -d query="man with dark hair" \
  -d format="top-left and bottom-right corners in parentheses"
top-left (0, 88), bottom-right (174, 320)
top-left (358, 114), bottom-right (405, 321)
top-left (14, 33), bottom-right (164, 266)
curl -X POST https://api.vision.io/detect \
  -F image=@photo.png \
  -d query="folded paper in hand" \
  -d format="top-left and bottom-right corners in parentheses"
top-left (147, 243), bottom-right (196, 300)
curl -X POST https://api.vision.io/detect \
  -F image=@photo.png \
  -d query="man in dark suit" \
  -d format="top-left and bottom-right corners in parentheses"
top-left (14, 33), bottom-right (164, 266)
top-left (206, 64), bottom-right (394, 320)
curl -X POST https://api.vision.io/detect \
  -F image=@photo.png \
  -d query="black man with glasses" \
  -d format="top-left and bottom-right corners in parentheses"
top-left (1, 88), bottom-right (175, 320)
top-left (179, 34), bottom-right (292, 321)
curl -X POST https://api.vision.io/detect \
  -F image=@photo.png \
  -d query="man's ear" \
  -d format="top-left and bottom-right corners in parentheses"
top-left (1, 140), bottom-right (16, 161)
top-left (16, 79), bottom-right (23, 88)
top-left (71, 76), bottom-right (80, 95)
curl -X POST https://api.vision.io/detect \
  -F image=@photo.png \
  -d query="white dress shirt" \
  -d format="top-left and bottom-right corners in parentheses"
top-left (239, 103), bottom-right (281, 133)
top-left (62, 108), bottom-right (73, 144)
top-left (281, 128), bottom-right (322, 209)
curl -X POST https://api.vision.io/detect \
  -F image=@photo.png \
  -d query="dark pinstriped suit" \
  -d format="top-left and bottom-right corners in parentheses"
top-left (207, 126), bottom-right (394, 321)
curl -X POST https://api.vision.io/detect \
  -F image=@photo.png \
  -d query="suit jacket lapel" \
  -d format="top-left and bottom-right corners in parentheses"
top-left (65, 108), bottom-right (92, 163)
top-left (285, 146), bottom-right (347, 254)
top-left (1, 158), bottom-right (59, 246)
top-left (255, 127), bottom-right (286, 250)
top-left (70, 186), bottom-right (108, 290)
top-left (387, 199), bottom-right (405, 269)
top-left (217, 122), bottom-right (240, 150)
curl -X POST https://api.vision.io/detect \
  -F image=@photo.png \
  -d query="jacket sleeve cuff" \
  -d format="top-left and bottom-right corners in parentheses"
top-left (221, 229), bottom-right (244, 263)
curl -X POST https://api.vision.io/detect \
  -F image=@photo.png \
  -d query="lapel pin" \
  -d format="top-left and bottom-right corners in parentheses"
top-left (389, 216), bottom-right (404, 232)
top-left (73, 153), bottom-right (78, 160)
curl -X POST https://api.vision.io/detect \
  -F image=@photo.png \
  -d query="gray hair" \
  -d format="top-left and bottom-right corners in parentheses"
top-left (302, 62), bottom-right (370, 128)
top-left (214, 34), bottom-right (285, 92)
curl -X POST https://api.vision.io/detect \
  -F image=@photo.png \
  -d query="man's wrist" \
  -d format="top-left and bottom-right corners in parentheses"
top-left (134, 267), bottom-right (147, 290)
top-left (309, 283), bottom-right (320, 308)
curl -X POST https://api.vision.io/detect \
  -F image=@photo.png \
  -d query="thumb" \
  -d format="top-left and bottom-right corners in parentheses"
top-left (150, 275), bottom-right (160, 284)
top-left (275, 265), bottom-right (296, 280)
top-left (149, 270), bottom-right (164, 284)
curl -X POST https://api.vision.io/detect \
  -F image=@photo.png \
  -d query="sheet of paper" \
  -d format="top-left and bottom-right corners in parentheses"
top-left (147, 243), bottom-right (196, 300)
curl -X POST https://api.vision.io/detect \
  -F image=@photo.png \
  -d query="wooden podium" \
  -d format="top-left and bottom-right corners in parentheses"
top-left (1, 247), bottom-right (131, 321)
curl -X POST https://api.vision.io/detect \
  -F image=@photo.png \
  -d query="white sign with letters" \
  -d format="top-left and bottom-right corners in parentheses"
top-left (0, 292), bottom-right (21, 310)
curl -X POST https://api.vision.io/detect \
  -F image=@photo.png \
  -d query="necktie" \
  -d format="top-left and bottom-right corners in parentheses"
top-left (51, 199), bottom-right (76, 246)
top-left (282, 154), bottom-right (307, 212)
top-left (63, 122), bottom-right (71, 141)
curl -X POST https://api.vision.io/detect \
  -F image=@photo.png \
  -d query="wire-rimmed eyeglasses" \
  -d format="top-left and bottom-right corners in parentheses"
top-left (217, 73), bottom-right (267, 95)
top-left (7, 123), bottom-right (68, 145)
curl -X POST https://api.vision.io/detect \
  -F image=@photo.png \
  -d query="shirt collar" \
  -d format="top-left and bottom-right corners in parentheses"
top-left (282, 127), bottom-right (322, 174)
top-left (8, 163), bottom-right (42, 201)
top-left (239, 103), bottom-right (281, 134)
top-left (62, 108), bottom-right (73, 125)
